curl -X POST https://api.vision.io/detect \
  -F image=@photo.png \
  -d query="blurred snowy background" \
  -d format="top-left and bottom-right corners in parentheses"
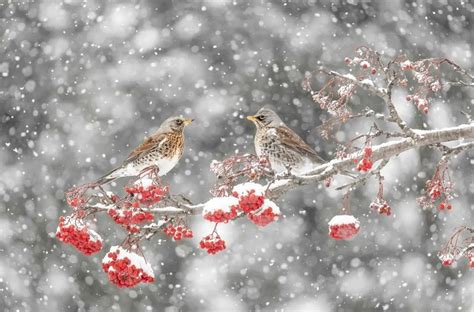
top-left (1, 0), bottom-right (473, 311)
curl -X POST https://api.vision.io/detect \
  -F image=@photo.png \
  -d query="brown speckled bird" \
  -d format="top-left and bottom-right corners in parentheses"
top-left (95, 116), bottom-right (193, 185)
top-left (247, 108), bottom-right (325, 175)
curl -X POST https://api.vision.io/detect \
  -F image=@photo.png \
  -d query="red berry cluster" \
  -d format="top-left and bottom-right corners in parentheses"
top-left (108, 208), bottom-right (154, 233)
top-left (248, 207), bottom-right (279, 227)
top-left (231, 186), bottom-right (280, 227)
top-left (438, 202), bottom-right (453, 211)
top-left (355, 146), bottom-right (373, 172)
top-left (233, 190), bottom-right (265, 214)
top-left (199, 234), bottom-right (226, 255)
top-left (67, 197), bottom-right (85, 208)
top-left (406, 95), bottom-right (429, 114)
top-left (328, 215), bottom-right (360, 240)
top-left (438, 250), bottom-right (474, 268)
top-left (439, 253), bottom-right (455, 267)
top-left (418, 160), bottom-right (455, 210)
top-left (369, 199), bottom-right (392, 216)
top-left (163, 223), bottom-right (193, 241)
top-left (102, 247), bottom-right (155, 288)
top-left (203, 205), bottom-right (238, 223)
top-left (56, 216), bottom-right (103, 255)
top-left (125, 184), bottom-right (168, 206)
top-left (401, 60), bottom-right (414, 71)
top-left (344, 57), bottom-right (377, 75)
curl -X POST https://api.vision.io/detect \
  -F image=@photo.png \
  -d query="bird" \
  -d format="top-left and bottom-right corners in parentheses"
top-left (247, 108), bottom-right (326, 176)
top-left (94, 116), bottom-right (193, 185)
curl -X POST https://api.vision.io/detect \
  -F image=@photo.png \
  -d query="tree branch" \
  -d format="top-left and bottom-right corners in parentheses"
top-left (268, 123), bottom-right (474, 198)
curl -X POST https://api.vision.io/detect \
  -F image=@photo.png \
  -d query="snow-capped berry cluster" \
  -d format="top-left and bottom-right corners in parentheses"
top-left (343, 49), bottom-right (378, 76)
top-left (417, 160), bottom-right (454, 211)
top-left (108, 208), bottom-right (154, 233)
top-left (247, 200), bottom-right (281, 227)
top-left (233, 182), bottom-right (266, 214)
top-left (202, 197), bottom-right (239, 223)
top-left (199, 234), bottom-right (226, 255)
top-left (401, 60), bottom-right (414, 71)
top-left (400, 58), bottom-right (447, 115)
top-left (67, 197), bottom-right (85, 208)
top-left (125, 178), bottom-right (168, 206)
top-left (406, 94), bottom-right (429, 114)
top-left (328, 215), bottom-right (360, 240)
top-left (56, 216), bottom-right (103, 255)
top-left (437, 226), bottom-right (473, 269)
top-left (102, 246), bottom-right (155, 288)
top-left (199, 183), bottom-right (280, 256)
top-left (439, 253), bottom-right (455, 267)
top-left (163, 223), bottom-right (193, 241)
top-left (355, 146), bottom-right (373, 172)
top-left (369, 199), bottom-right (391, 216)
top-left (232, 182), bottom-right (280, 226)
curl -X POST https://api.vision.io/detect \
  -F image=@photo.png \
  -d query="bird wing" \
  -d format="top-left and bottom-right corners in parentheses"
top-left (124, 133), bottom-right (167, 165)
top-left (274, 126), bottom-right (326, 164)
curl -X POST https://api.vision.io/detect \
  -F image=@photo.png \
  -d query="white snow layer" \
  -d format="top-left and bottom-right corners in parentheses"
top-left (328, 215), bottom-right (360, 228)
top-left (202, 196), bottom-right (239, 215)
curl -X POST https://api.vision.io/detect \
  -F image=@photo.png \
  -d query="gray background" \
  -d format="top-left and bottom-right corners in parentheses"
top-left (0, 0), bottom-right (473, 311)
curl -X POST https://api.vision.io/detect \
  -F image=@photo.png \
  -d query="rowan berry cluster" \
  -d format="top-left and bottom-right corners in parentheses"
top-left (202, 197), bottom-right (239, 223)
top-left (56, 216), bottom-right (103, 255)
top-left (406, 94), bottom-right (429, 114)
top-left (67, 197), bottom-right (85, 208)
top-left (247, 206), bottom-right (280, 227)
top-left (369, 199), bottom-right (391, 216)
top-left (163, 223), bottom-right (193, 241)
top-left (232, 183), bottom-right (280, 226)
top-left (439, 253), bottom-right (455, 267)
top-left (328, 215), bottom-right (360, 240)
top-left (102, 246), bottom-right (155, 288)
top-left (355, 146), bottom-right (373, 172)
top-left (125, 181), bottom-right (168, 206)
top-left (400, 59), bottom-right (446, 114)
top-left (417, 160), bottom-right (454, 211)
top-left (344, 57), bottom-right (377, 75)
top-left (437, 227), bottom-right (473, 269)
top-left (233, 189), bottom-right (265, 214)
top-left (108, 208), bottom-right (154, 233)
top-left (199, 234), bottom-right (226, 255)
top-left (438, 249), bottom-right (473, 268)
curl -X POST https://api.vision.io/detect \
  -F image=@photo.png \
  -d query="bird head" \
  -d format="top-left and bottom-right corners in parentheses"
top-left (246, 108), bottom-right (284, 129)
top-left (160, 116), bottom-right (194, 132)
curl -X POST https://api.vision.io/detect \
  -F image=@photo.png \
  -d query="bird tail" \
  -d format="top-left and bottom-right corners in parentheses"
top-left (94, 167), bottom-right (124, 186)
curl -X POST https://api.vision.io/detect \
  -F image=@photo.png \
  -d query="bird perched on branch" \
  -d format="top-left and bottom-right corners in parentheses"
top-left (247, 108), bottom-right (326, 175)
top-left (95, 116), bottom-right (193, 185)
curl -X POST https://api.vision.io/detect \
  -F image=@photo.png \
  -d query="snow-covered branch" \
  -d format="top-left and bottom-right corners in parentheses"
top-left (268, 123), bottom-right (474, 198)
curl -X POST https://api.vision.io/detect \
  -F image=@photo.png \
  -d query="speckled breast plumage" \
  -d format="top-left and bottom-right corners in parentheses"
top-left (255, 129), bottom-right (303, 171)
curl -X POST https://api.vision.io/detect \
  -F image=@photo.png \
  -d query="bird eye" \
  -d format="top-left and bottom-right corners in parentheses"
top-left (257, 115), bottom-right (264, 121)
top-left (176, 119), bottom-right (183, 125)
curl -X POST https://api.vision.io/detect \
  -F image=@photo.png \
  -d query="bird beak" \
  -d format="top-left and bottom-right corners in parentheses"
top-left (183, 118), bottom-right (194, 126)
top-left (246, 115), bottom-right (257, 122)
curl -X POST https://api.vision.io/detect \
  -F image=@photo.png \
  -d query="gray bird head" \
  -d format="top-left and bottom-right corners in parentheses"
top-left (247, 108), bottom-right (285, 129)
top-left (159, 116), bottom-right (194, 132)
